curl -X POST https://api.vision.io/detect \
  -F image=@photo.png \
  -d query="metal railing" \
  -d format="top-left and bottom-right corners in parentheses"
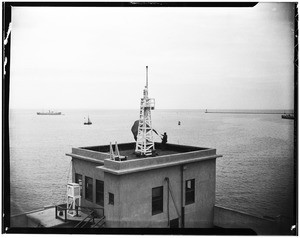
top-left (55, 204), bottom-right (104, 224)
top-left (74, 210), bottom-right (95, 228)
top-left (91, 215), bottom-right (106, 228)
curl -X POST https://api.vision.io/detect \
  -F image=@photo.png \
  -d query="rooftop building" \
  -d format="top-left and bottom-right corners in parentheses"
top-left (66, 142), bottom-right (221, 228)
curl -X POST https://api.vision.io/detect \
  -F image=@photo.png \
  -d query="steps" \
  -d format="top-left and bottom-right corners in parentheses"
top-left (74, 210), bottom-right (105, 228)
top-left (91, 216), bottom-right (106, 228)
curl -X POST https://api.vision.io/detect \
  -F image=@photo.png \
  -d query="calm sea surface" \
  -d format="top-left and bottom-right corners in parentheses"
top-left (9, 109), bottom-right (295, 220)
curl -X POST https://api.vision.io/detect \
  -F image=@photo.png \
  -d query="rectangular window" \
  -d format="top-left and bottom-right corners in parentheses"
top-left (75, 173), bottom-right (82, 196)
top-left (85, 176), bottom-right (93, 202)
top-left (109, 192), bottom-right (114, 205)
top-left (170, 218), bottom-right (179, 228)
top-left (185, 179), bottom-right (195, 205)
top-left (152, 186), bottom-right (163, 215)
top-left (96, 180), bottom-right (104, 206)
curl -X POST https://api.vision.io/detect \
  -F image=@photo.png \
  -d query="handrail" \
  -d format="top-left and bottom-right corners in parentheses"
top-left (91, 216), bottom-right (105, 228)
top-left (56, 205), bottom-right (104, 213)
top-left (56, 204), bottom-right (103, 211)
top-left (55, 204), bottom-right (104, 223)
top-left (74, 210), bottom-right (94, 228)
top-left (80, 216), bottom-right (94, 228)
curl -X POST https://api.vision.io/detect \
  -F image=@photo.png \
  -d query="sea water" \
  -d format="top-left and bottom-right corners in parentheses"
top-left (9, 109), bottom-right (295, 220)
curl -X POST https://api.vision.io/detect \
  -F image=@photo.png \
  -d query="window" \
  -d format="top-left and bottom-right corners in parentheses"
top-left (185, 179), bottom-right (195, 205)
top-left (109, 192), bottom-right (114, 205)
top-left (85, 176), bottom-right (93, 202)
top-left (170, 218), bottom-right (179, 228)
top-left (152, 186), bottom-right (163, 215)
top-left (75, 173), bottom-right (82, 196)
top-left (96, 180), bottom-right (104, 206)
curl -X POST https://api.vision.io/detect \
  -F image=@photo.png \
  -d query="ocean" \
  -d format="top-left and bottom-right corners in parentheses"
top-left (9, 109), bottom-right (295, 221)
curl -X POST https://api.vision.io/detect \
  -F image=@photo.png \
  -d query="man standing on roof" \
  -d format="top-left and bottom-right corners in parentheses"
top-left (161, 132), bottom-right (168, 150)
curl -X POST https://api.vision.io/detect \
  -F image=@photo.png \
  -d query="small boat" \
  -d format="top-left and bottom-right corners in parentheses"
top-left (281, 114), bottom-right (294, 120)
top-left (37, 110), bottom-right (62, 115)
top-left (178, 121), bottom-right (181, 125)
top-left (84, 116), bottom-right (92, 125)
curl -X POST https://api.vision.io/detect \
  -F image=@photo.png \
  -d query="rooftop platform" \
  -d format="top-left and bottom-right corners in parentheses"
top-left (11, 205), bottom-right (104, 228)
top-left (67, 142), bottom-right (222, 175)
top-left (26, 206), bottom-right (90, 227)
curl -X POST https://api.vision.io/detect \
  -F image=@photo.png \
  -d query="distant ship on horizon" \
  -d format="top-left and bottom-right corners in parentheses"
top-left (37, 110), bottom-right (62, 115)
top-left (84, 116), bottom-right (92, 125)
top-left (281, 113), bottom-right (294, 120)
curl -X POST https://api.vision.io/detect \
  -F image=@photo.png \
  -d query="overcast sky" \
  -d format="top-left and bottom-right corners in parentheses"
top-left (9, 3), bottom-right (295, 110)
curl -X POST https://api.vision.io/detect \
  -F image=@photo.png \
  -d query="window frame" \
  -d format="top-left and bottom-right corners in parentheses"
top-left (185, 179), bottom-right (195, 205)
top-left (152, 186), bottom-right (163, 215)
top-left (85, 176), bottom-right (93, 202)
top-left (96, 180), bottom-right (104, 206)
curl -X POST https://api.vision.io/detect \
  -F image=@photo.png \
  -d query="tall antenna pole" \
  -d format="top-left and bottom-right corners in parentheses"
top-left (146, 66), bottom-right (148, 89)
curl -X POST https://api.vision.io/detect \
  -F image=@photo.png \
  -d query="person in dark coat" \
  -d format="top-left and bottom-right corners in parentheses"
top-left (161, 132), bottom-right (168, 150)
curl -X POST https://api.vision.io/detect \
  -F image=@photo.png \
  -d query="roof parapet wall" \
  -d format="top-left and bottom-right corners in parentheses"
top-left (98, 147), bottom-right (221, 175)
top-left (66, 142), bottom-right (222, 174)
top-left (72, 147), bottom-right (109, 161)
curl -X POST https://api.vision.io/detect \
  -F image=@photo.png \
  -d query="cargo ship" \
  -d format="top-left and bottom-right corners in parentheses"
top-left (281, 114), bottom-right (294, 120)
top-left (37, 110), bottom-right (62, 115)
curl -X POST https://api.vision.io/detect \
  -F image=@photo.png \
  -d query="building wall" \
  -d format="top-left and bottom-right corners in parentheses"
top-left (107, 165), bottom-right (182, 228)
top-left (184, 159), bottom-right (216, 228)
top-left (71, 158), bottom-right (104, 216)
top-left (104, 158), bottom-right (216, 228)
top-left (104, 172), bottom-right (121, 227)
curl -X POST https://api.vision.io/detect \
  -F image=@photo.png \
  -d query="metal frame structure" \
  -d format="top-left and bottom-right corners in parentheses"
top-left (135, 66), bottom-right (156, 156)
top-left (66, 183), bottom-right (81, 217)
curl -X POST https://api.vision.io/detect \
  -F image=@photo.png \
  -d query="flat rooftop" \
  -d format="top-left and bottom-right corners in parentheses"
top-left (67, 142), bottom-right (210, 162)
top-left (11, 205), bottom-right (103, 228)
top-left (66, 142), bottom-right (222, 175)
top-left (119, 148), bottom-right (180, 159)
top-left (84, 142), bottom-right (205, 160)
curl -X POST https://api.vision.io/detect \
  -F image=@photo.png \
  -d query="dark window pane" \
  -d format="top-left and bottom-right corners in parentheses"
top-left (152, 186), bottom-right (163, 215)
top-left (186, 190), bottom-right (195, 204)
top-left (85, 176), bottom-right (93, 202)
top-left (185, 179), bottom-right (195, 205)
top-left (109, 193), bottom-right (114, 205)
top-left (170, 218), bottom-right (179, 228)
top-left (152, 186), bottom-right (163, 197)
top-left (96, 180), bottom-right (104, 206)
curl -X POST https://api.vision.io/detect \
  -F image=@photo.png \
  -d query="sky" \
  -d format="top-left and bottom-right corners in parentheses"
top-left (9, 3), bottom-right (295, 110)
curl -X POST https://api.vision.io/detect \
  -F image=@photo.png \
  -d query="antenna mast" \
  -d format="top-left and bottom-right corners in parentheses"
top-left (146, 66), bottom-right (148, 88)
top-left (135, 66), bottom-right (156, 156)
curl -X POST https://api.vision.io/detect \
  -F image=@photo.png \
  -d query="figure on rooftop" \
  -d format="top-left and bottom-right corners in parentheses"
top-left (161, 132), bottom-right (168, 150)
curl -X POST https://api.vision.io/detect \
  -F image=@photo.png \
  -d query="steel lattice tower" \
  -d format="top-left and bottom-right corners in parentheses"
top-left (135, 66), bottom-right (155, 156)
